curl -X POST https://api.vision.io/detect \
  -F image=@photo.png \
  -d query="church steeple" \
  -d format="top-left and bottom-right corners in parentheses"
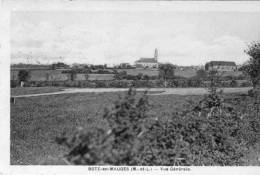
top-left (154, 48), bottom-right (158, 61)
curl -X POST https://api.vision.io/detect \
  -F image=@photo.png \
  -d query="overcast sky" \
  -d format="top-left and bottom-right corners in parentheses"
top-left (11, 11), bottom-right (260, 66)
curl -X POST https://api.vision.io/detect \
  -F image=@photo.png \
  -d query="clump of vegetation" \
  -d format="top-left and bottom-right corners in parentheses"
top-left (51, 62), bottom-right (70, 70)
top-left (240, 42), bottom-right (260, 89)
top-left (159, 63), bottom-right (176, 87)
top-left (195, 69), bottom-right (207, 80)
top-left (18, 70), bottom-right (30, 82)
top-left (56, 88), bottom-right (151, 165)
top-left (56, 71), bottom-right (259, 165)
top-left (114, 71), bottom-right (158, 81)
top-left (139, 70), bottom-right (250, 166)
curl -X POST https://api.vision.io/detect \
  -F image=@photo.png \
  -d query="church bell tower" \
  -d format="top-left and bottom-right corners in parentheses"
top-left (154, 48), bottom-right (158, 62)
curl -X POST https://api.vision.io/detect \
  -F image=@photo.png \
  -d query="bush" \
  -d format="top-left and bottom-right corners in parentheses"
top-left (241, 42), bottom-right (260, 88)
top-left (141, 110), bottom-right (247, 165)
top-left (10, 78), bottom-right (251, 88)
top-left (56, 88), bottom-right (151, 165)
top-left (94, 81), bottom-right (107, 88)
top-left (138, 74), bottom-right (250, 166)
top-left (109, 80), bottom-right (131, 88)
top-left (56, 83), bottom-right (259, 165)
top-left (18, 70), bottom-right (30, 82)
top-left (248, 89), bottom-right (255, 97)
top-left (11, 80), bottom-right (19, 88)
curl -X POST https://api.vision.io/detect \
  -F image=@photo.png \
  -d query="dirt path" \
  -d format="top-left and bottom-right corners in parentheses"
top-left (12, 87), bottom-right (251, 98)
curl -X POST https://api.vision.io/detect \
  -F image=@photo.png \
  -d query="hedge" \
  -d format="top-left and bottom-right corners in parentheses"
top-left (11, 79), bottom-right (252, 88)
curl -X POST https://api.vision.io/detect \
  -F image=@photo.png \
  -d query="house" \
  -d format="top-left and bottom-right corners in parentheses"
top-left (119, 63), bottom-right (132, 69)
top-left (135, 49), bottom-right (159, 69)
top-left (205, 61), bottom-right (237, 72)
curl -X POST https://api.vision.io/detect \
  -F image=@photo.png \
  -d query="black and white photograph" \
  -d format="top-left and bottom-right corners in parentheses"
top-left (0, 0), bottom-right (260, 174)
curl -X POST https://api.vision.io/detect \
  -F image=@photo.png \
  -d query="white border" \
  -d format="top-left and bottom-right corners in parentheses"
top-left (3, 0), bottom-right (260, 12)
top-left (1, 0), bottom-right (260, 175)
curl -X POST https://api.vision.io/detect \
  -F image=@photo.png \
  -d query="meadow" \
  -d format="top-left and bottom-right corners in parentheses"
top-left (10, 90), bottom-right (197, 164)
top-left (11, 87), bottom-right (64, 96)
top-left (10, 88), bottom-right (259, 165)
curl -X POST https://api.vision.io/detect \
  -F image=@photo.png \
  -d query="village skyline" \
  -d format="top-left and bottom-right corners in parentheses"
top-left (10, 48), bottom-right (241, 68)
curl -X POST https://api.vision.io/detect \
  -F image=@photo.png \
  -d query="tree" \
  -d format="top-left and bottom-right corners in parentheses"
top-left (240, 42), bottom-right (260, 88)
top-left (51, 62), bottom-right (69, 70)
top-left (18, 70), bottom-right (30, 82)
top-left (136, 73), bottom-right (143, 80)
top-left (114, 71), bottom-right (127, 80)
top-left (70, 69), bottom-right (77, 81)
top-left (159, 64), bottom-right (176, 87)
top-left (143, 75), bottom-right (150, 81)
top-left (207, 70), bottom-right (222, 94)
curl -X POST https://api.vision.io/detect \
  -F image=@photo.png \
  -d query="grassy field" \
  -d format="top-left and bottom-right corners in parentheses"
top-left (11, 87), bottom-right (64, 96)
top-left (11, 91), bottom-right (203, 165)
top-left (10, 88), bottom-right (259, 165)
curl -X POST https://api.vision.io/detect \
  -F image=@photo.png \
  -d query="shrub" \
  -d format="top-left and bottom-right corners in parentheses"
top-left (196, 69), bottom-right (207, 80)
top-left (18, 70), bottom-right (30, 82)
top-left (132, 80), bottom-right (154, 88)
top-left (240, 42), bottom-right (260, 88)
top-left (109, 80), bottom-right (130, 88)
top-left (230, 79), bottom-right (237, 87)
top-left (56, 88), bottom-right (151, 165)
top-left (56, 81), bottom-right (259, 165)
top-left (94, 81), bottom-right (107, 88)
top-left (10, 80), bottom-right (19, 88)
top-left (141, 109), bottom-right (247, 165)
top-left (138, 72), bottom-right (248, 166)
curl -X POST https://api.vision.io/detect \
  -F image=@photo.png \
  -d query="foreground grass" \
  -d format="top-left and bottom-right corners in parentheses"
top-left (11, 92), bottom-right (202, 165)
top-left (10, 91), bottom-right (259, 165)
top-left (11, 87), bottom-right (64, 96)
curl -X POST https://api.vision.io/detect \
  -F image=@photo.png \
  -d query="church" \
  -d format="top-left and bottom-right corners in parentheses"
top-left (135, 49), bottom-right (159, 69)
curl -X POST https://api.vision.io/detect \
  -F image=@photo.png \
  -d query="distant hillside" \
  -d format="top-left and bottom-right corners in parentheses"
top-left (11, 64), bottom-right (51, 70)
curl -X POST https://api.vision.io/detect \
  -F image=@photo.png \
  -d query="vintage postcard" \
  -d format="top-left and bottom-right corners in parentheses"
top-left (0, 0), bottom-right (259, 174)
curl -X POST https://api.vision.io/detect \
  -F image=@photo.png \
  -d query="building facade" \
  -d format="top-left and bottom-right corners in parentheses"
top-left (135, 49), bottom-right (159, 68)
top-left (119, 63), bottom-right (132, 69)
top-left (205, 61), bottom-right (237, 72)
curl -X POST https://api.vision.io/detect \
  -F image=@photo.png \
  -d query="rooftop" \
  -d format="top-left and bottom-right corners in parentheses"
top-left (206, 61), bottom-right (236, 66)
top-left (135, 58), bottom-right (158, 63)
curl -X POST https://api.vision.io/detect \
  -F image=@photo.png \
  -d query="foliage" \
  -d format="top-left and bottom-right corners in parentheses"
top-left (18, 70), bottom-right (30, 82)
top-left (89, 64), bottom-right (108, 70)
top-left (138, 70), bottom-right (248, 166)
top-left (62, 69), bottom-right (114, 74)
top-left (56, 78), bottom-right (259, 165)
top-left (159, 64), bottom-right (176, 84)
top-left (56, 88), bottom-right (151, 165)
top-left (141, 107), bottom-right (247, 165)
top-left (13, 78), bottom-right (252, 88)
top-left (240, 42), bottom-right (260, 88)
top-left (51, 62), bottom-right (69, 70)
top-left (11, 80), bottom-right (19, 88)
top-left (207, 70), bottom-right (222, 93)
top-left (230, 79), bottom-right (238, 87)
top-left (196, 69), bottom-right (207, 79)
top-left (114, 71), bottom-right (158, 81)
top-left (69, 69), bottom-right (77, 81)
top-left (11, 63), bottom-right (50, 69)
top-left (114, 71), bottom-right (127, 80)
